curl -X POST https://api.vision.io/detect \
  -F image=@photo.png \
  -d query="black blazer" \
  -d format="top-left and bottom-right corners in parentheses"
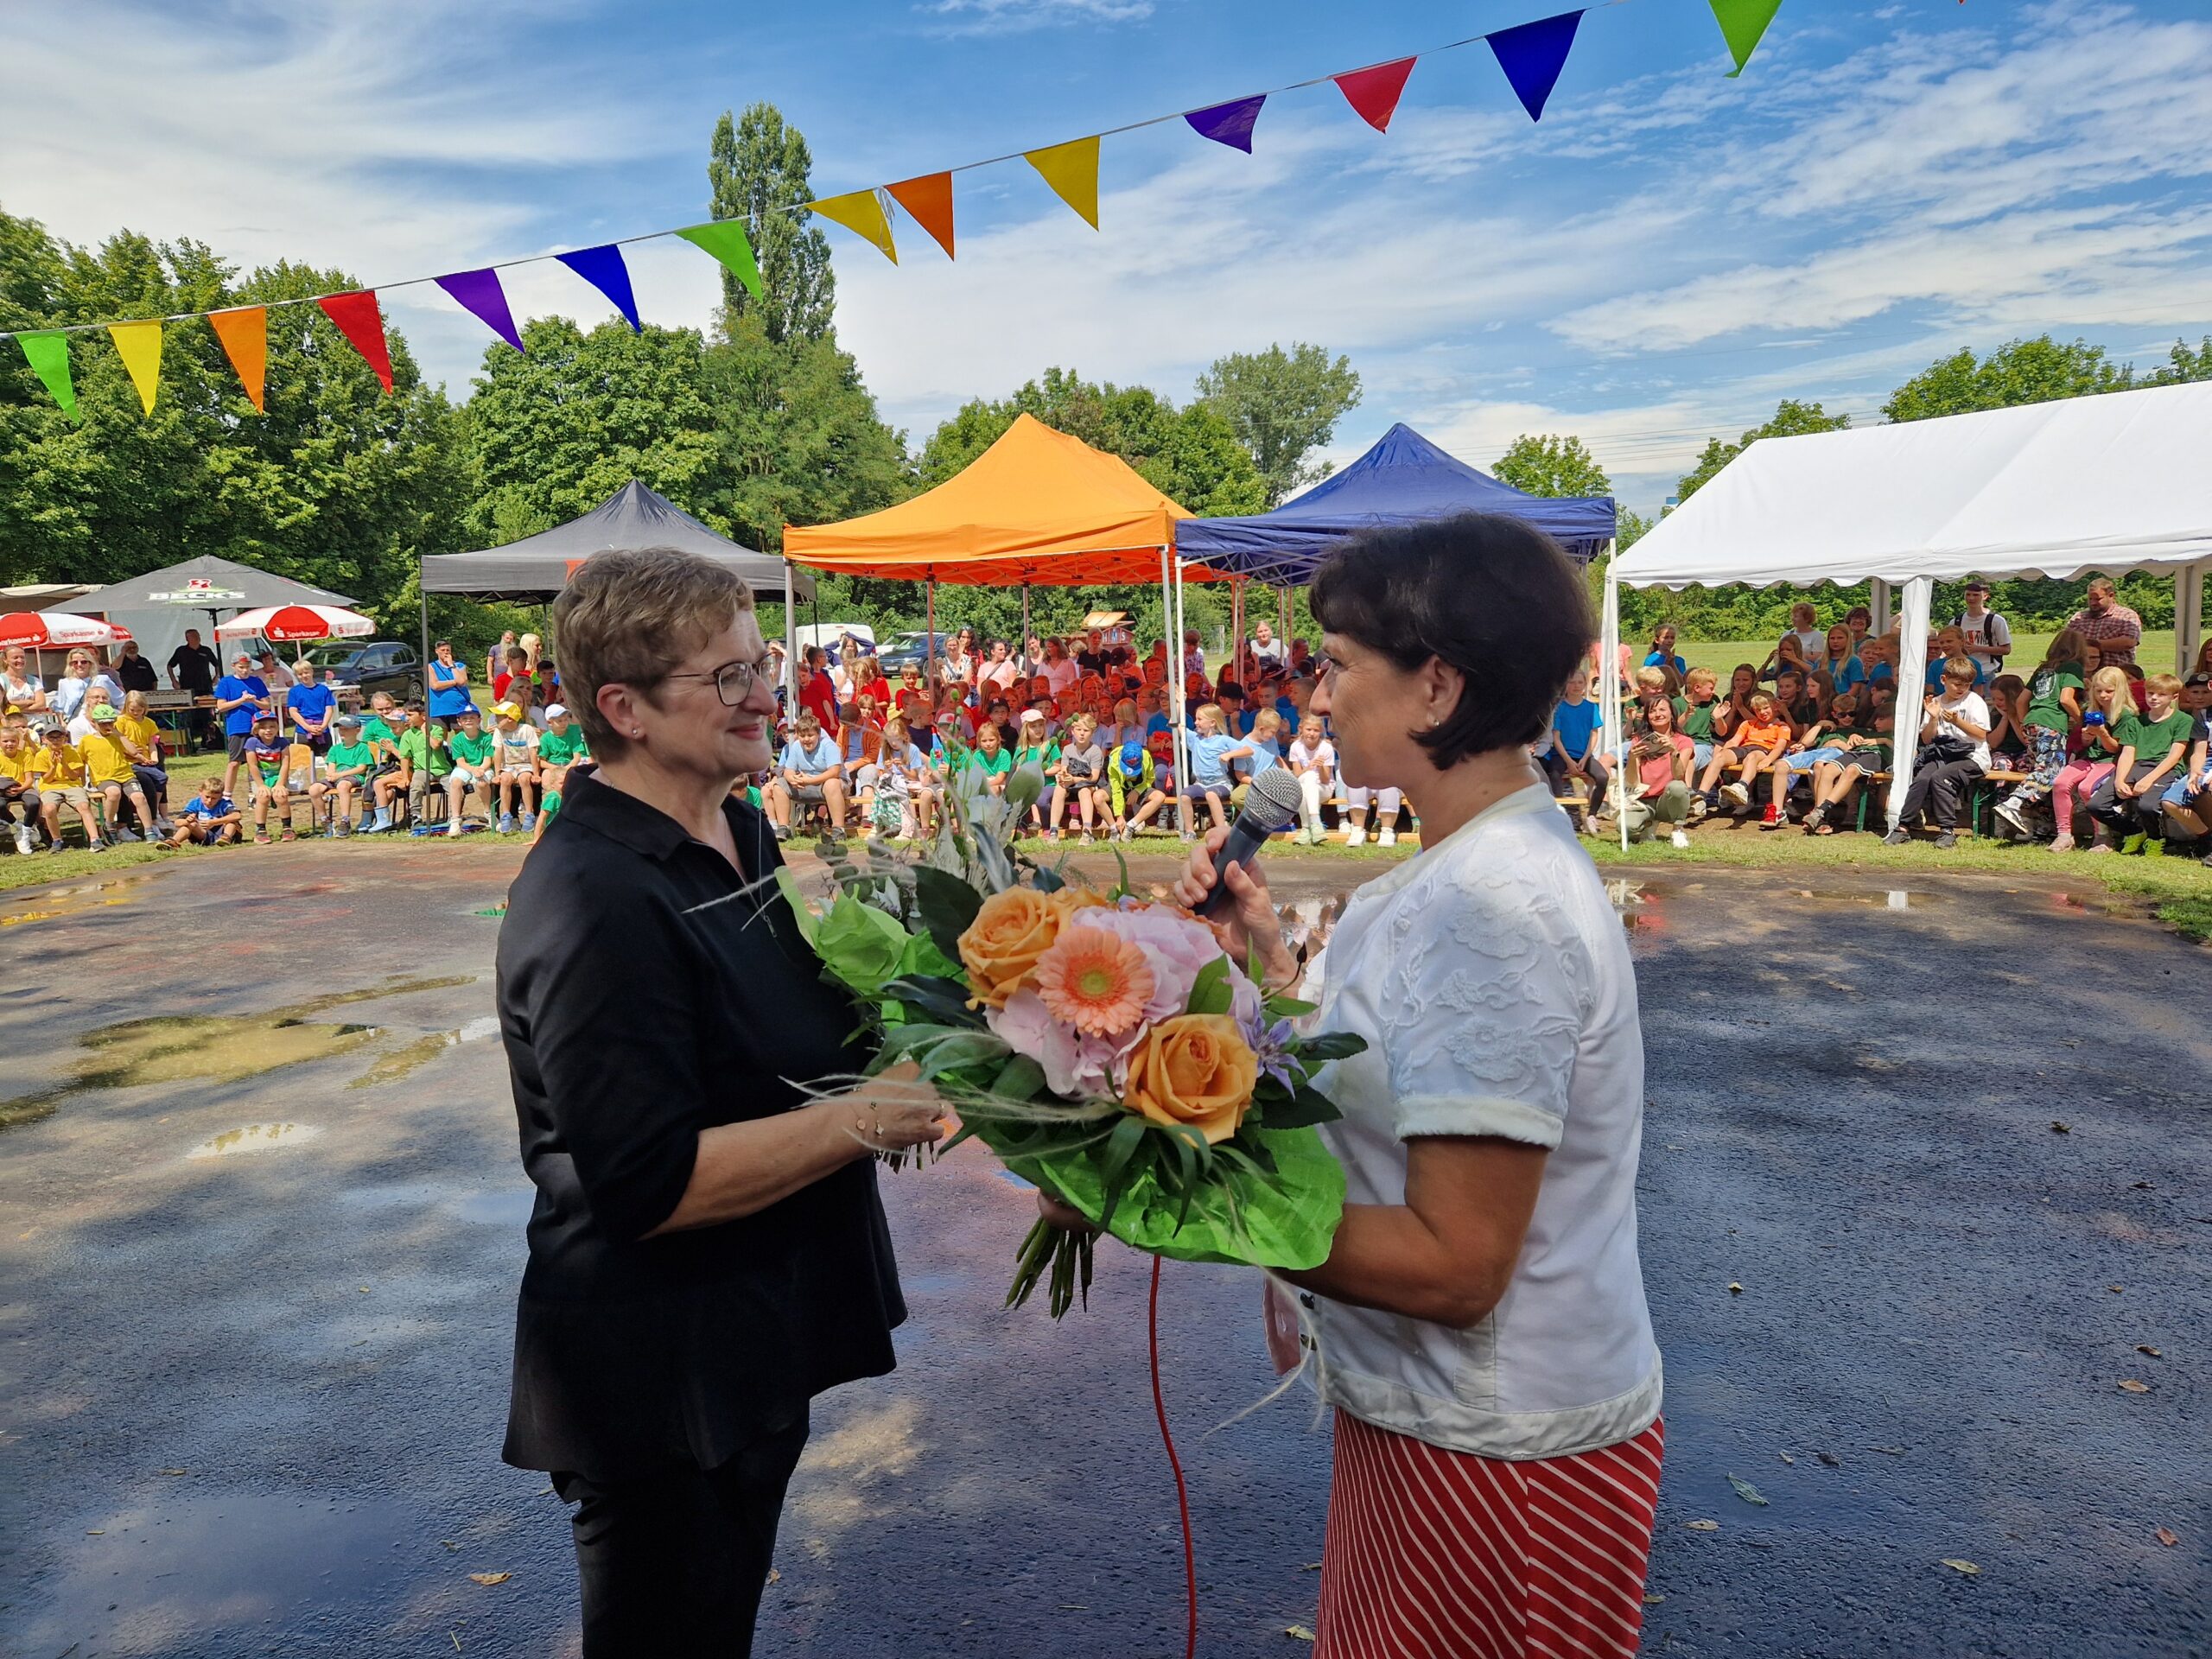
top-left (496, 771), bottom-right (902, 1480)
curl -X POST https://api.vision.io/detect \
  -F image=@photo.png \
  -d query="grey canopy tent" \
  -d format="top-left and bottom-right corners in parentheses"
top-left (419, 480), bottom-right (813, 695)
top-left (69, 555), bottom-right (358, 675)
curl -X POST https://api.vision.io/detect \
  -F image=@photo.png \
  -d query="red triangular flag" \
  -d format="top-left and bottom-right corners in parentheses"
top-left (886, 173), bottom-right (956, 260)
top-left (317, 291), bottom-right (393, 393)
top-left (1335, 58), bottom-right (1417, 133)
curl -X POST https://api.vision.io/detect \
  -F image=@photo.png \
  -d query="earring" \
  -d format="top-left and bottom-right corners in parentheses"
top-left (632, 728), bottom-right (644, 739)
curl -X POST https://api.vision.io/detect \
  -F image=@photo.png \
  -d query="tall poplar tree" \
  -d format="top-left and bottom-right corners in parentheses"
top-left (707, 104), bottom-right (836, 343)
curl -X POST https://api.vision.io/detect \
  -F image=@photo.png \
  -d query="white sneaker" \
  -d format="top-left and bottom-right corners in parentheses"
top-left (1993, 798), bottom-right (2032, 839)
top-left (1379, 827), bottom-right (1398, 848)
top-left (1720, 782), bottom-right (1751, 810)
top-left (1671, 829), bottom-right (1691, 849)
top-left (12, 824), bottom-right (31, 855)
top-left (1344, 825), bottom-right (1366, 846)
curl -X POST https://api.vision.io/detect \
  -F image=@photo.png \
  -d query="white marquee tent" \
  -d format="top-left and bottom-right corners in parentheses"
top-left (1601, 380), bottom-right (2212, 842)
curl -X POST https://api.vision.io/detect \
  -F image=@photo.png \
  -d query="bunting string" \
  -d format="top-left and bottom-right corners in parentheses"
top-left (3, 0), bottom-right (1782, 416)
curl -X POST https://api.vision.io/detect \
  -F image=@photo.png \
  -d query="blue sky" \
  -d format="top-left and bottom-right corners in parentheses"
top-left (6, 0), bottom-right (2211, 515)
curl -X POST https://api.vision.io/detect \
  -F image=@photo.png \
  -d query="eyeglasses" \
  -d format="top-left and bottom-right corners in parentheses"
top-left (664, 656), bottom-right (778, 706)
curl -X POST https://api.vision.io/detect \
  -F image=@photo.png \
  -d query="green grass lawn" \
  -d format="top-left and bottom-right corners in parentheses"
top-left (1669, 630), bottom-right (2183, 682)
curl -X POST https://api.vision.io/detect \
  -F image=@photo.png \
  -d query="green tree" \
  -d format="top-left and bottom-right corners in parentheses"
top-left (1192, 342), bottom-right (1360, 506)
top-left (1884, 335), bottom-right (2133, 423)
top-left (708, 104), bottom-right (835, 343)
top-left (2145, 337), bottom-right (2212, 385)
top-left (1677, 398), bottom-right (1851, 502)
top-left (1493, 434), bottom-right (1611, 499)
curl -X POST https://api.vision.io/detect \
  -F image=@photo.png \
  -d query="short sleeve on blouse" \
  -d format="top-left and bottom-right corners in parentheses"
top-left (1380, 870), bottom-right (1591, 1149)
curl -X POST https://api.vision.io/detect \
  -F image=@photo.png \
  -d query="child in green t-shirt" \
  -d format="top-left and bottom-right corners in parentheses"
top-left (1994, 630), bottom-right (2086, 840)
top-left (1011, 711), bottom-right (1059, 836)
top-left (2094, 672), bottom-right (2195, 851)
top-left (962, 719), bottom-right (1014, 795)
top-left (441, 709), bottom-right (496, 837)
top-left (535, 703), bottom-right (589, 816)
top-left (321, 715), bottom-right (377, 836)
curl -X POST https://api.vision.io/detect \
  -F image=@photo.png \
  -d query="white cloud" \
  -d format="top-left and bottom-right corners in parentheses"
top-left (915, 0), bottom-right (1154, 37)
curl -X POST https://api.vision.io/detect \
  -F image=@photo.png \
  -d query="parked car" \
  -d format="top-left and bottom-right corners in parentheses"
top-left (873, 631), bottom-right (956, 675)
top-left (301, 640), bottom-right (425, 702)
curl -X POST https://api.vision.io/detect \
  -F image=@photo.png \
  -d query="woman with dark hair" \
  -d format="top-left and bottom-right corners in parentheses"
top-left (497, 547), bottom-right (943, 1656)
top-left (1160, 513), bottom-right (1664, 1657)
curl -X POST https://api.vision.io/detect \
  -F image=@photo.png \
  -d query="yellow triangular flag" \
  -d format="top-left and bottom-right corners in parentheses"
top-left (1025, 136), bottom-right (1100, 230)
top-left (809, 190), bottom-right (898, 264)
top-left (107, 319), bottom-right (163, 415)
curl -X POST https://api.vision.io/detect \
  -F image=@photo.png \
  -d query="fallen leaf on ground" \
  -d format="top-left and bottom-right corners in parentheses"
top-left (1685, 1519), bottom-right (1720, 1531)
top-left (1940, 1559), bottom-right (1980, 1576)
top-left (467, 1572), bottom-right (510, 1586)
top-left (1727, 1282), bottom-right (1744, 1295)
top-left (2118, 1379), bottom-right (2151, 1393)
top-left (2131, 1180), bottom-right (2153, 1190)
top-left (1872, 1446), bottom-right (1905, 1456)
top-left (1778, 1452), bottom-right (1796, 1465)
top-left (1301, 1561), bottom-right (1322, 1571)
top-left (1816, 1452), bottom-right (1842, 1467)
top-left (2108, 1285), bottom-right (2125, 1294)
top-left (2050, 1122), bottom-right (2071, 1134)
top-left (1728, 1474), bottom-right (1770, 1506)
top-left (766, 1568), bottom-right (780, 1584)
top-left (159, 1468), bottom-right (188, 1477)
top-left (1286, 1624), bottom-right (1316, 1643)
top-left (86, 1529), bottom-right (104, 1535)
top-left (1643, 1593), bottom-right (1667, 1605)
top-left (2136, 1345), bottom-right (2162, 1357)
top-left (2157, 1528), bottom-right (2179, 1548)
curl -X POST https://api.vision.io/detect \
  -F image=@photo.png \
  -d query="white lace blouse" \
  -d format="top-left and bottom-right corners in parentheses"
top-left (1299, 782), bottom-right (1662, 1459)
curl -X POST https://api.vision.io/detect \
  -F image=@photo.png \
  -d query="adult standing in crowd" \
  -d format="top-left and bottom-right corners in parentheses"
top-left (489, 629), bottom-right (519, 686)
top-left (497, 547), bottom-right (942, 1657)
top-left (2068, 577), bottom-right (2143, 671)
top-left (112, 639), bottom-right (159, 696)
top-left (1149, 513), bottom-right (1664, 1659)
top-left (428, 639), bottom-right (474, 728)
top-left (167, 627), bottom-right (219, 748)
top-left (3, 646), bottom-right (46, 714)
top-left (1955, 580), bottom-right (2011, 677)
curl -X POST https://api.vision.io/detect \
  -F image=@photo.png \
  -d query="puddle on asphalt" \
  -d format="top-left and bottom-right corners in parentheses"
top-left (0, 872), bottom-right (158, 929)
top-left (188, 1121), bottom-right (324, 1158)
top-left (347, 1014), bottom-right (501, 1089)
top-left (0, 974), bottom-right (480, 1134)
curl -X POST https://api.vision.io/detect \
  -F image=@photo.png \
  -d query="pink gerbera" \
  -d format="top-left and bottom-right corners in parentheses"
top-left (1031, 928), bottom-right (1155, 1038)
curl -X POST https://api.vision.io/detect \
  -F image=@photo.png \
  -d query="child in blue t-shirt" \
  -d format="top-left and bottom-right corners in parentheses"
top-left (1182, 702), bottom-right (1255, 834)
top-left (1544, 673), bottom-right (1609, 823)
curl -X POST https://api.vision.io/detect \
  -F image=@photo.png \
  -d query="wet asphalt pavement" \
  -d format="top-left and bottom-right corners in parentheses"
top-left (0, 841), bottom-right (2206, 1658)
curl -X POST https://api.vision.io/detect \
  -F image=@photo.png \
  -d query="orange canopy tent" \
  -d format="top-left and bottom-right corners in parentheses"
top-left (784, 413), bottom-right (1218, 586)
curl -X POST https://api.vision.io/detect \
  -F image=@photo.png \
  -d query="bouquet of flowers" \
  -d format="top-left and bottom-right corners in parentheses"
top-left (776, 752), bottom-right (1360, 1316)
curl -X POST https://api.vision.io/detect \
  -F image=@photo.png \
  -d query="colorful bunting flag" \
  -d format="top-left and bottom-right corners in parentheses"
top-left (1708, 0), bottom-right (1783, 76)
top-left (17, 332), bottom-right (76, 419)
top-left (675, 219), bottom-right (765, 301)
top-left (1488, 10), bottom-right (1584, 122)
top-left (810, 190), bottom-right (899, 264)
top-left (1024, 137), bottom-right (1101, 229)
top-left (435, 268), bottom-right (524, 353)
top-left (887, 173), bottom-right (956, 260)
top-left (317, 291), bottom-right (395, 393)
top-left (1185, 95), bottom-right (1267, 153)
top-left (556, 245), bottom-right (643, 332)
top-left (1334, 59), bottom-right (1417, 133)
top-left (107, 320), bottom-right (163, 415)
top-left (207, 306), bottom-right (267, 411)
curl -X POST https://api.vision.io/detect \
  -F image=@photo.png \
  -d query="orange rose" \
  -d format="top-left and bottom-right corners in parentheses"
top-left (1122, 1014), bottom-right (1258, 1146)
top-left (960, 888), bottom-right (1064, 1008)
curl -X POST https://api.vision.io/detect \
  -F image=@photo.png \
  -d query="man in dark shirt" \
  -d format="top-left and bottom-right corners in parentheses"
top-left (168, 628), bottom-right (221, 749)
top-left (113, 640), bottom-right (159, 694)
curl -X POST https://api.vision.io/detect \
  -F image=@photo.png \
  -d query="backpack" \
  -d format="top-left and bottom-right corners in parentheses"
top-left (1952, 611), bottom-right (2007, 657)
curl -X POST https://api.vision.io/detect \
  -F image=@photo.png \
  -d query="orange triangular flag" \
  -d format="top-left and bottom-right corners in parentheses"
top-left (809, 191), bottom-right (898, 264)
top-left (886, 173), bottom-right (956, 260)
top-left (207, 306), bottom-right (267, 412)
top-left (1025, 136), bottom-right (1100, 230)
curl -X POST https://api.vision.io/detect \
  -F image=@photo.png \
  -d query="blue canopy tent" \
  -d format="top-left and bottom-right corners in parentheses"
top-left (1173, 423), bottom-right (1618, 585)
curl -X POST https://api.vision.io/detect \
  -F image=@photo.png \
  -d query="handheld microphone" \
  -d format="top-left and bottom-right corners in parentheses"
top-left (1199, 765), bottom-right (1305, 919)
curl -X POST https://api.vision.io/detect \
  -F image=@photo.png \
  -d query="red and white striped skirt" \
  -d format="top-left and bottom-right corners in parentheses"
top-left (1317, 1409), bottom-right (1664, 1659)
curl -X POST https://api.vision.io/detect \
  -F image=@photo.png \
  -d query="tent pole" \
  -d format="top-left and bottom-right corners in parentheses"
top-left (1020, 583), bottom-right (1031, 676)
top-left (1870, 578), bottom-right (1892, 637)
top-left (783, 559), bottom-right (798, 709)
top-left (417, 563), bottom-right (429, 687)
top-left (2176, 561), bottom-right (2204, 676)
top-left (926, 573), bottom-right (937, 683)
top-left (1883, 576), bottom-right (1935, 833)
top-left (1174, 550), bottom-right (1194, 842)
top-left (1598, 546), bottom-right (1627, 853)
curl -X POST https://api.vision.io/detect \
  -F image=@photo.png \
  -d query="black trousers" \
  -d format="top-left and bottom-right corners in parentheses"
top-left (553, 1416), bottom-right (809, 1659)
top-left (2088, 760), bottom-right (2172, 836)
top-left (1898, 757), bottom-right (1983, 829)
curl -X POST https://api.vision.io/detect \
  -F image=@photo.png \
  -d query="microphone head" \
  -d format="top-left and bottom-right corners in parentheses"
top-left (1242, 764), bottom-right (1305, 832)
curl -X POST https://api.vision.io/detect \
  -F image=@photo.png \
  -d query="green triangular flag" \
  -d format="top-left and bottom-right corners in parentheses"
top-left (676, 219), bottom-right (764, 302)
top-left (17, 331), bottom-right (78, 419)
top-left (1709, 0), bottom-right (1783, 77)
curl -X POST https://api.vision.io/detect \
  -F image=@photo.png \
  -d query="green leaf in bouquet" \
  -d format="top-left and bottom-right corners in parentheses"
top-left (912, 864), bottom-right (983, 963)
top-left (1262, 1082), bottom-right (1344, 1131)
top-left (817, 889), bottom-right (913, 996)
top-left (990, 1053), bottom-right (1047, 1101)
top-left (1096, 1113), bottom-right (1149, 1231)
top-left (1294, 1032), bottom-right (1370, 1066)
top-left (880, 975), bottom-right (983, 1028)
top-left (916, 1028), bottom-right (1011, 1082)
top-left (897, 928), bottom-right (964, 984)
top-left (1110, 846), bottom-right (1132, 901)
top-left (1005, 765), bottom-right (1046, 812)
top-left (1265, 995), bottom-right (1319, 1020)
top-left (1185, 957), bottom-right (1232, 1017)
top-left (872, 1022), bottom-right (970, 1069)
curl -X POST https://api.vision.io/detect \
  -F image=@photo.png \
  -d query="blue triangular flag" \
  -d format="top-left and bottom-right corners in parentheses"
top-left (1487, 9), bottom-right (1585, 123)
top-left (556, 244), bottom-right (641, 333)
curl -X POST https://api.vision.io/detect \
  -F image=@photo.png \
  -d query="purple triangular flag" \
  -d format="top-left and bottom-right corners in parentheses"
top-left (556, 244), bottom-right (641, 333)
top-left (435, 268), bottom-right (524, 353)
top-left (1488, 9), bottom-right (1585, 123)
top-left (1185, 94), bottom-right (1267, 154)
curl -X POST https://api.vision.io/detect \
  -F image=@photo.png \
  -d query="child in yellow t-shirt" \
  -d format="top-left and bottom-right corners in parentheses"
top-left (30, 721), bottom-right (104, 850)
top-left (0, 719), bottom-right (39, 854)
top-left (79, 705), bottom-right (160, 843)
top-left (115, 691), bottom-right (170, 825)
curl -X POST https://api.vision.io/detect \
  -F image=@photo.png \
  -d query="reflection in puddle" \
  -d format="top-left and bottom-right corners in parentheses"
top-left (0, 872), bottom-right (156, 928)
top-left (0, 975), bottom-right (480, 1134)
top-left (348, 1014), bottom-right (501, 1090)
top-left (188, 1121), bottom-right (323, 1158)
